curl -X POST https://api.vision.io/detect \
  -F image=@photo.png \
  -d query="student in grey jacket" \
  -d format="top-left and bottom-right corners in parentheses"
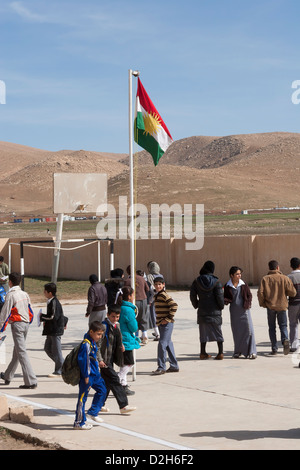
top-left (288, 257), bottom-right (300, 351)
top-left (0, 273), bottom-right (37, 389)
top-left (86, 274), bottom-right (107, 327)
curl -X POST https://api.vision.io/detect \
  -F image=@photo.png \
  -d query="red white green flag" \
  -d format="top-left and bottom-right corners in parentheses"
top-left (134, 78), bottom-right (173, 166)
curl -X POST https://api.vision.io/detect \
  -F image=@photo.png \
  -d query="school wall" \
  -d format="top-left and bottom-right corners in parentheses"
top-left (0, 239), bottom-right (9, 263)
top-left (3, 234), bottom-right (300, 287)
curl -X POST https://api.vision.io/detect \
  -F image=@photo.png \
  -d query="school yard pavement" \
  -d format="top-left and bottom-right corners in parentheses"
top-left (1, 288), bottom-right (300, 451)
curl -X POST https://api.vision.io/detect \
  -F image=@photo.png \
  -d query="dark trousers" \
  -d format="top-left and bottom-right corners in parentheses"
top-left (44, 335), bottom-right (64, 374)
top-left (101, 365), bottom-right (128, 409)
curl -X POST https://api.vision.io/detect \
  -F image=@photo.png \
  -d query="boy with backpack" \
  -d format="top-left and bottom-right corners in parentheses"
top-left (97, 305), bottom-right (136, 414)
top-left (74, 321), bottom-right (107, 430)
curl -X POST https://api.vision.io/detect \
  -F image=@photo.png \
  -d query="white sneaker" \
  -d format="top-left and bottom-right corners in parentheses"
top-left (74, 423), bottom-right (93, 430)
top-left (100, 406), bottom-right (110, 412)
top-left (120, 406), bottom-right (137, 414)
top-left (87, 414), bottom-right (103, 423)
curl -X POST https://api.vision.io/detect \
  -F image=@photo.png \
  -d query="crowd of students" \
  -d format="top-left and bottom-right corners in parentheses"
top-left (0, 260), bottom-right (180, 429)
top-left (190, 257), bottom-right (300, 360)
top-left (0, 256), bottom-right (299, 430)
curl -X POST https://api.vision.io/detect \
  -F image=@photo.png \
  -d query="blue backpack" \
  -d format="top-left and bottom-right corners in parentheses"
top-left (0, 286), bottom-right (6, 312)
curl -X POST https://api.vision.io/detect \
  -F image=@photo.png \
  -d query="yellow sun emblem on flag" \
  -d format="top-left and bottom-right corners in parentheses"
top-left (143, 111), bottom-right (162, 137)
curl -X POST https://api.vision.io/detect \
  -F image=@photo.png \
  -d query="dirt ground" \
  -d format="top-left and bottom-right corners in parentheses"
top-left (0, 427), bottom-right (54, 450)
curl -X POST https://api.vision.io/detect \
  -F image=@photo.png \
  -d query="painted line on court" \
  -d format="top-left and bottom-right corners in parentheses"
top-left (4, 393), bottom-right (194, 450)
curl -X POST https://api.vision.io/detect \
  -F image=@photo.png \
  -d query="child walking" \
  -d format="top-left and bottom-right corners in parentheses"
top-left (41, 283), bottom-right (68, 377)
top-left (97, 305), bottom-right (136, 414)
top-left (152, 276), bottom-right (179, 375)
top-left (74, 321), bottom-right (107, 430)
top-left (118, 286), bottom-right (140, 395)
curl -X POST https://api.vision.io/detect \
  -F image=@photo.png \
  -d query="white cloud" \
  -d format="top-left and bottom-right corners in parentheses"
top-left (10, 1), bottom-right (47, 22)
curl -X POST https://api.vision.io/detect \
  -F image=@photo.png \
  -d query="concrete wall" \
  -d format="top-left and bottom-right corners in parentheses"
top-left (252, 234), bottom-right (300, 284)
top-left (0, 239), bottom-right (9, 262)
top-left (4, 233), bottom-right (300, 286)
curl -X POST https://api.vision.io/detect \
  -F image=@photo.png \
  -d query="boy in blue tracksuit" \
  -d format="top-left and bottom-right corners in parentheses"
top-left (74, 321), bottom-right (107, 430)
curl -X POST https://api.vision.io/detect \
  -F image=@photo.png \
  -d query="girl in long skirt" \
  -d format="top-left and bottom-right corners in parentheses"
top-left (224, 266), bottom-right (257, 359)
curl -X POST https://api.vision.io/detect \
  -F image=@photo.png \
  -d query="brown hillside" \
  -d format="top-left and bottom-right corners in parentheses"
top-left (0, 132), bottom-right (299, 216)
top-left (0, 145), bottom-right (127, 215)
top-left (112, 131), bottom-right (300, 211)
top-left (107, 163), bottom-right (299, 213)
top-left (126, 131), bottom-right (300, 169)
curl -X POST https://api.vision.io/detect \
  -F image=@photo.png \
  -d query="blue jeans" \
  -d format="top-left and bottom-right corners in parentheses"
top-left (157, 322), bottom-right (178, 370)
top-left (267, 309), bottom-right (288, 351)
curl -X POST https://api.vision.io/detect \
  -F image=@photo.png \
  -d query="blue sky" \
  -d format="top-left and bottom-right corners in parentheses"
top-left (0, 0), bottom-right (300, 154)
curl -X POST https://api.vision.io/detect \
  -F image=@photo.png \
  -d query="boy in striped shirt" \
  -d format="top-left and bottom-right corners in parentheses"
top-left (152, 276), bottom-right (179, 375)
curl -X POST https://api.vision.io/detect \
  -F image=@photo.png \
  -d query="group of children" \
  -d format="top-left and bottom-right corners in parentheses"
top-left (39, 274), bottom-right (179, 430)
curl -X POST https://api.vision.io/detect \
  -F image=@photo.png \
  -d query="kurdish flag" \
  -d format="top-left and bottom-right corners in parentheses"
top-left (134, 78), bottom-right (173, 166)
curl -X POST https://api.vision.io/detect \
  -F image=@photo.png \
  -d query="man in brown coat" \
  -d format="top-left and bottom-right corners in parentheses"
top-left (258, 260), bottom-right (296, 355)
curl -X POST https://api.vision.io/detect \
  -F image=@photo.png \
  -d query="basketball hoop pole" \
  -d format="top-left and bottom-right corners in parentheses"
top-left (51, 213), bottom-right (64, 283)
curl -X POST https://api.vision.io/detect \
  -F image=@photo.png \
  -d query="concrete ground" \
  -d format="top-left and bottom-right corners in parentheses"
top-left (0, 288), bottom-right (300, 451)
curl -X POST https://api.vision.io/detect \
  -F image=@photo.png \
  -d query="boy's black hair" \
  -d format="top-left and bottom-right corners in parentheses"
top-left (9, 272), bottom-right (21, 286)
top-left (0, 256), bottom-right (4, 262)
top-left (110, 268), bottom-right (124, 278)
top-left (290, 257), bottom-right (300, 270)
top-left (154, 276), bottom-right (165, 284)
top-left (107, 304), bottom-right (121, 315)
top-left (89, 321), bottom-right (105, 332)
top-left (44, 282), bottom-right (57, 296)
top-left (268, 260), bottom-right (279, 270)
top-left (89, 274), bottom-right (98, 284)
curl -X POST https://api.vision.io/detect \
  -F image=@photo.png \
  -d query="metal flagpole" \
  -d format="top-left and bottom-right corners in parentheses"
top-left (128, 69), bottom-right (139, 382)
top-left (128, 69), bottom-right (139, 291)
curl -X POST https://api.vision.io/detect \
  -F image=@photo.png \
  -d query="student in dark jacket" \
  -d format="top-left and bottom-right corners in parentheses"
top-left (97, 304), bottom-right (136, 414)
top-left (105, 269), bottom-right (124, 306)
top-left (190, 261), bottom-right (225, 360)
top-left (41, 283), bottom-right (68, 377)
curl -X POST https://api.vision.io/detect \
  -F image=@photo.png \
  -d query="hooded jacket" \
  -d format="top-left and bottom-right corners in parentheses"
top-left (119, 301), bottom-right (141, 351)
top-left (147, 262), bottom-right (160, 287)
top-left (190, 274), bottom-right (224, 325)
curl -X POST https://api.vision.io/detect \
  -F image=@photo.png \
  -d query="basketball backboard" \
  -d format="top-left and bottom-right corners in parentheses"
top-left (53, 173), bottom-right (107, 214)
